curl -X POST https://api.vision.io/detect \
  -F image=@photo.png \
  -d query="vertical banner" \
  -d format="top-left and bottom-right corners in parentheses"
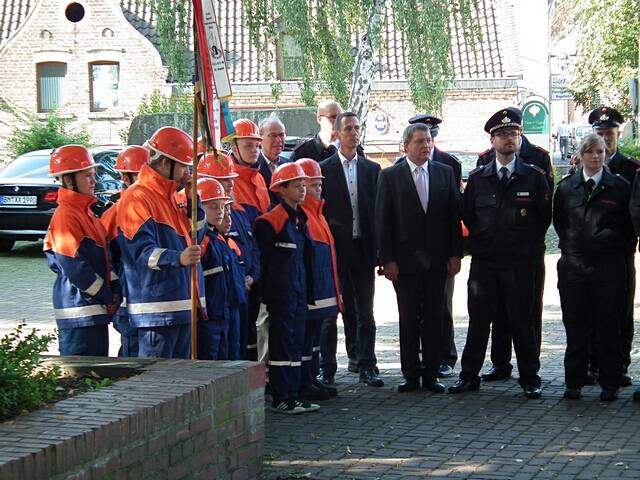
top-left (192, 0), bottom-right (234, 146)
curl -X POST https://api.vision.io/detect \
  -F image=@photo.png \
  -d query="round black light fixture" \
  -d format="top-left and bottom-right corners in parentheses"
top-left (65, 2), bottom-right (85, 23)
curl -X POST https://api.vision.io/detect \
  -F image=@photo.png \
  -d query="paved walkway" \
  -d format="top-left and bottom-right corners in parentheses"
top-left (2, 242), bottom-right (640, 479)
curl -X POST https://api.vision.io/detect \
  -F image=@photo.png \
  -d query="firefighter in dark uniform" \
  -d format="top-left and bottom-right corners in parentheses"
top-left (554, 133), bottom-right (633, 401)
top-left (395, 113), bottom-right (462, 378)
top-left (448, 109), bottom-right (551, 398)
top-left (475, 107), bottom-right (552, 382)
top-left (589, 106), bottom-right (639, 386)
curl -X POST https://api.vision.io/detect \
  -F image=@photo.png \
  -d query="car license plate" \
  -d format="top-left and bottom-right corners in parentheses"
top-left (0, 195), bottom-right (37, 207)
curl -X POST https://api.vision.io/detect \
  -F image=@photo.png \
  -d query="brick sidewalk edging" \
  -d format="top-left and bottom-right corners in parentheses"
top-left (0, 358), bottom-right (265, 480)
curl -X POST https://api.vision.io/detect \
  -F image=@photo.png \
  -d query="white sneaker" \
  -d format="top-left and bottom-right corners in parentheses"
top-left (269, 400), bottom-right (305, 415)
top-left (294, 400), bottom-right (320, 412)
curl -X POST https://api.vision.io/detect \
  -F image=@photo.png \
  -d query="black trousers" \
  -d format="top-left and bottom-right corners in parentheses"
top-left (439, 275), bottom-right (458, 368)
top-left (588, 253), bottom-right (635, 373)
top-left (460, 257), bottom-right (541, 387)
top-left (489, 255), bottom-right (545, 370)
top-left (394, 270), bottom-right (447, 381)
top-left (558, 254), bottom-right (625, 389)
top-left (320, 239), bottom-right (377, 372)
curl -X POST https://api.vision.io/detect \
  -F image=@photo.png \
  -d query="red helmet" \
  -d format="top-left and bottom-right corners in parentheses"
top-left (270, 163), bottom-right (308, 192)
top-left (49, 145), bottom-right (95, 177)
top-left (197, 177), bottom-right (231, 203)
top-left (145, 126), bottom-right (193, 165)
top-left (233, 119), bottom-right (262, 141)
top-left (296, 158), bottom-right (324, 179)
top-left (198, 151), bottom-right (238, 179)
top-left (115, 145), bottom-right (150, 173)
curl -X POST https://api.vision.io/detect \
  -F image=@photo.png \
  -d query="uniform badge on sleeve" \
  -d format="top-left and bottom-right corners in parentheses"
top-left (520, 208), bottom-right (527, 217)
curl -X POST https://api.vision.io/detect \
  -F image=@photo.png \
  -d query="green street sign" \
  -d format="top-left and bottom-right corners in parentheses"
top-left (522, 101), bottom-right (549, 134)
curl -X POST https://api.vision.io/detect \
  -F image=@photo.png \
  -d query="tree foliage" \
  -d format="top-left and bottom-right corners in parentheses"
top-left (153, 0), bottom-right (191, 84)
top-left (570, 0), bottom-right (639, 115)
top-left (243, 0), bottom-right (480, 115)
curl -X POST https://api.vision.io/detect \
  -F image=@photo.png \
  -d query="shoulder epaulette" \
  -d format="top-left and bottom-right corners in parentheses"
top-left (557, 170), bottom-right (575, 184)
top-left (468, 165), bottom-right (485, 176)
top-left (625, 154), bottom-right (640, 166)
top-left (615, 173), bottom-right (631, 185)
top-left (479, 148), bottom-right (492, 157)
top-left (525, 163), bottom-right (545, 175)
top-left (447, 153), bottom-right (462, 165)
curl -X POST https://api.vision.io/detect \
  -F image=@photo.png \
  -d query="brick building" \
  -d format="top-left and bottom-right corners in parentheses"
top-left (0, 0), bottom-right (523, 162)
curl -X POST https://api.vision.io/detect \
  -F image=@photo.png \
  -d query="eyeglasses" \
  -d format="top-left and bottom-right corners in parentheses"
top-left (493, 131), bottom-right (520, 139)
top-left (267, 133), bottom-right (286, 139)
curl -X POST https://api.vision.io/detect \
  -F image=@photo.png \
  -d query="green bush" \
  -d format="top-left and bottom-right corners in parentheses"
top-left (620, 139), bottom-right (640, 159)
top-left (137, 88), bottom-right (192, 114)
top-left (0, 323), bottom-right (60, 420)
top-left (7, 111), bottom-right (91, 158)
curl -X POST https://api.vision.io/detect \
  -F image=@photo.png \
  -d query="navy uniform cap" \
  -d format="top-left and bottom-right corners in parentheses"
top-left (484, 107), bottom-right (522, 134)
top-left (408, 114), bottom-right (442, 138)
top-left (588, 106), bottom-right (624, 129)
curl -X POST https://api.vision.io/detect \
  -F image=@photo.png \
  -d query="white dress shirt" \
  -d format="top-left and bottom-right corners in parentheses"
top-left (495, 156), bottom-right (516, 179)
top-left (339, 150), bottom-right (361, 238)
top-left (582, 168), bottom-right (603, 187)
top-left (406, 157), bottom-right (429, 212)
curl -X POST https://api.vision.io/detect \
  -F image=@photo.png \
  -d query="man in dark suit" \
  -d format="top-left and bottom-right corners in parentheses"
top-left (401, 114), bottom-right (462, 379)
top-left (377, 123), bottom-right (463, 392)
top-left (257, 116), bottom-right (290, 208)
top-left (474, 107), bottom-right (552, 382)
top-left (319, 112), bottom-right (383, 387)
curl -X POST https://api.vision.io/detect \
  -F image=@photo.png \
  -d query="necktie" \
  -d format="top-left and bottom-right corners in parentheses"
top-left (499, 166), bottom-right (509, 187)
top-left (584, 178), bottom-right (595, 198)
top-left (416, 166), bottom-right (428, 212)
top-left (269, 161), bottom-right (277, 173)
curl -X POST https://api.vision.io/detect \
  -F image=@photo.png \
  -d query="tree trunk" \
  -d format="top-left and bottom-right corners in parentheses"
top-left (348, 0), bottom-right (384, 142)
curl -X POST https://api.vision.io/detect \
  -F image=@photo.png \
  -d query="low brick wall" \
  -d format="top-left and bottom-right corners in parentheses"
top-left (0, 358), bottom-right (265, 480)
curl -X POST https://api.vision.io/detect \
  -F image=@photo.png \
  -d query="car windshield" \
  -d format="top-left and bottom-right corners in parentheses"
top-left (0, 155), bottom-right (50, 178)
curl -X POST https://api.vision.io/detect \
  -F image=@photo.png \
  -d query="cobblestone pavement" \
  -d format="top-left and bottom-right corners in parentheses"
top-left (2, 241), bottom-right (640, 479)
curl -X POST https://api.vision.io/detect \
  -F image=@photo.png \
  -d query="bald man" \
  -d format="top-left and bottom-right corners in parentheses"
top-left (291, 101), bottom-right (343, 162)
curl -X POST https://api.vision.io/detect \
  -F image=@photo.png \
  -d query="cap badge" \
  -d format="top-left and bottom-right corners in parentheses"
top-left (600, 114), bottom-right (609, 121)
top-left (501, 116), bottom-right (511, 124)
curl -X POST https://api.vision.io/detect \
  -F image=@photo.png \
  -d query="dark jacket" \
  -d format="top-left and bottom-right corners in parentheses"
top-left (463, 156), bottom-right (551, 260)
top-left (291, 135), bottom-right (337, 162)
top-left (554, 167), bottom-right (634, 256)
top-left (477, 135), bottom-right (553, 187)
top-left (606, 150), bottom-right (640, 184)
top-left (376, 159), bottom-right (463, 274)
top-left (319, 152), bottom-right (380, 269)
top-left (257, 152), bottom-right (290, 208)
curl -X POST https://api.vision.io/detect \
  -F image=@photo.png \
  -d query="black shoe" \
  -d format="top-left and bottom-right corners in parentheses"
top-left (600, 388), bottom-right (619, 401)
top-left (633, 390), bottom-right (640, 401)
top-left (563, 388), bottom-right (581, 400)
top-left (313, 379), bottom-right (337, 397)
top-left (523, 385), bottom-right (542, 399)
top-left (481, 366), bottom-right (512, 382)
top-left (438, 364), bottom-right (455, 378)
top-left (584, 372), bottom-right (596, 386)
top-left (348, 359), bottom-right (359, 373)
top-left (299, 384), bottom-right (331, 401)
top-left (397, 379), bottom-right (421, 393)
top-left (448, 378), bottom-right (480, 394)
top-left (422, 379), bottom-right (446, 393)
top-left (621, 374), bottom-right (633, 387)
top-left (317, 372), bottom-right (335, 385)
top-left (359, 369), bottom-right (384, 387)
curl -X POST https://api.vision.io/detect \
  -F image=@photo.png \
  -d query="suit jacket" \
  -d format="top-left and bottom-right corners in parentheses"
top-left (376, 159), bottom-right (463, 275)
top-left (319, 152), bottom-right (380, 269)
top-left (257, 152), bottom-right (290, 208)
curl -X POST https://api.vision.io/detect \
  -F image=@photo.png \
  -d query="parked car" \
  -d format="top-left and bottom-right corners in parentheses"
top-left (452, 151), bottom-right (480, 190)
top-left (0, 147), bottom-right (123, 252)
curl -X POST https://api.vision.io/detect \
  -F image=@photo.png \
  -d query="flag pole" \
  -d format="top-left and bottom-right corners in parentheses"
top-left (190, 80), bottom-right (201, 361)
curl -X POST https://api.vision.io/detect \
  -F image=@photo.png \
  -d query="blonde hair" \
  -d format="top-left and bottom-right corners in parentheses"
top-left (574, 133), bottom-right (605, 166)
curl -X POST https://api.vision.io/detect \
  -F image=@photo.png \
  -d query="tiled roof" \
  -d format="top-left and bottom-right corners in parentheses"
top-left (120, 0), bottom-right (509, 82)
top-left (1, 0), bottom-right (509, 81)
top-left (0, 0), bottom-right (33, 49)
